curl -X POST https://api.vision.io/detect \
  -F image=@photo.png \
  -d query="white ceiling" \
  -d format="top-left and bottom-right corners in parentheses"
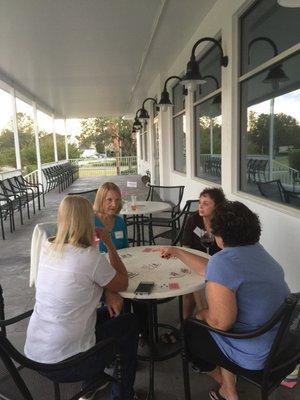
top-left (0, 0), bottom-right (216, 118)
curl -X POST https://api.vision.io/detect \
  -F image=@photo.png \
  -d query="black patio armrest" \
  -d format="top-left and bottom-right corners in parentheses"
top-left (0, 309), bottom-right (33, 327)
top-left (185, 297), bottom-right (290, 339)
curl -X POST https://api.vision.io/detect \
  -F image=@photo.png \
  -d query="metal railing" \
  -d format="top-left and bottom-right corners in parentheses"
top-left (69, 156), bottom-right (137, 178)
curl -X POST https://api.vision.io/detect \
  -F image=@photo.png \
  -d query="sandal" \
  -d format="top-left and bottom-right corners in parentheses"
top-left (160, 331), bottom-right (178, 344)
top-left (209, 390), bottom-right (226, 400)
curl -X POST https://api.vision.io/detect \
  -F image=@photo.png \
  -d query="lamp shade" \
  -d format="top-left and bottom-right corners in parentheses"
top-left (133, 117), bottom-right (142, 129)
top-left (263, 64), bottom-right (289, 84)
top-left (157, 90), bottom-right (173, 109)
top-left (180, 60), bottom-right (206, 91)
top-left (138, 108), bottom-right (150, 122)
top-left (278, 0), bottom-right (300, 6)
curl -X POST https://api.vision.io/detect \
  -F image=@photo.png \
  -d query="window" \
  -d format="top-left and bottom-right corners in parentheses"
top-left (172, 82), bottom-right (186, 173)
top-left (143, 124), bottom-right (148, 162)
top-left (239, 0), bottom-right (300, 209)
top-left (194, 43), bottom-right (222, 183)
top-left (139, 132), bottom-right (143, 160)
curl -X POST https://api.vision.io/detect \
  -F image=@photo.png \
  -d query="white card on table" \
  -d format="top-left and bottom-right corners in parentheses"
top-left (193, 226), bottom-right (205, 238)
top-left (115, 231), bottom-right (124, 239)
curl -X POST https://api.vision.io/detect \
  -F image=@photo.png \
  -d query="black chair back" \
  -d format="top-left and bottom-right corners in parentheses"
top-left (146, 185), bottom-right (185, 215)
top-left (68, 189), bottom-right (98, 205)
top-left (172, 200), bottom-right (199, 246)
top-left (265, 293), bottom-right (300, 386)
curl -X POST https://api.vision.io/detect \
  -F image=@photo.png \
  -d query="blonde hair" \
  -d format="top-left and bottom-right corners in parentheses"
top-left (93, 182), bottom-right (122, 215)
top-left (53, 195), bottom-right (94, 251)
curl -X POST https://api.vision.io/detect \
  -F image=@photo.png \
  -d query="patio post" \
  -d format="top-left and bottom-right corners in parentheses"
top-left (64, 118), bottom-right (69, 160)
top-left (10, 88), bottom-right (22, 171)
top-left (269, 98), bottom-right (275, 180)
top-left (52, 114), bottom-right (58, 162)
top-left (32, 101), bottom-right (43, 184)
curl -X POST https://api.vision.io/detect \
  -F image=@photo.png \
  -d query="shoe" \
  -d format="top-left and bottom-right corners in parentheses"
top-left (79, 381), bottom-right (110, 400)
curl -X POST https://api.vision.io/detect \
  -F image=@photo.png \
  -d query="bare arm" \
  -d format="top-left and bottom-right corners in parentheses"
top-left (161, 247), bottom-right (208, 276)
top-left (197, 282), bottom-right (237, 330)
top-left (95, 228), bottom-right (128, 291)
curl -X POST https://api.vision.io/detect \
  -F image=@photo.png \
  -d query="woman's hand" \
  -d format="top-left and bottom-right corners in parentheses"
top-left (95, 227), bottom-right (112, 246)
top-left (160, 247), bottom-right (177, 259)
top-left (105, 290), bottom-right (124, 317)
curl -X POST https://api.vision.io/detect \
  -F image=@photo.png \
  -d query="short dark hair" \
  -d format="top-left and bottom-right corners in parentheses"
top-left (211, 201), bottom-right (261, 247)
top-left (199, 187), bottom-right (226, 206)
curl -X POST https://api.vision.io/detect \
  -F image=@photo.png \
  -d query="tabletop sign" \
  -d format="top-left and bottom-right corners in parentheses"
top-left (127, 181), bottom-right (137, 188)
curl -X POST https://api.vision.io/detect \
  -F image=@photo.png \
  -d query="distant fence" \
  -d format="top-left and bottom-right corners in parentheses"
top-left (69, 156), bottom-right (137, 178)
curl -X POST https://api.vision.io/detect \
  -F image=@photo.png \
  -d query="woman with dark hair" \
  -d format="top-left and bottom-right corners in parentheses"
top-left (161, 201), bottom-right (290, 400)
top-left (161, 187), bottom-right (226, 344)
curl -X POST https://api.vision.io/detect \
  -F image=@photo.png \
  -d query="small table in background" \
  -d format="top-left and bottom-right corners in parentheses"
top-left (117, 245), bottom-right (207, 400)
top-left (120, 201), bottom-right (171, 246)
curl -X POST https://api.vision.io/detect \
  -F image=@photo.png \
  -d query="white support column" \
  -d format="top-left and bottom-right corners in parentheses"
top-left (11, 88), bottom-right (22, 170)
top-left (52, 114), bottom-right (58, 162)
top-left (33, 102), bottom-right (43, 184)
top-left (64, 118), bottom-right (69, 160)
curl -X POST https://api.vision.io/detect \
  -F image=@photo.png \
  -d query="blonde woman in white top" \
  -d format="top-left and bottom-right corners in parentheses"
top-left (25, 195), bottom-right (140, 400)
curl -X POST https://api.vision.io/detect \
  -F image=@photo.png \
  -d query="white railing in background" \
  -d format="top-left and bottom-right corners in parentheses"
top-left (24, 169), bottom-right (39, 185)
top-left (272, 161), bottom-right (300, 188)
top-left (69, 156), bottom-right (137, 177)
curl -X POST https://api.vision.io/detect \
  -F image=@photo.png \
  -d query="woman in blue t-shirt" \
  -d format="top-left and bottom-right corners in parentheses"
top-left (161, 201), bottom-right (290, 400)
top-left (94, 182), bottom-right (128, 252)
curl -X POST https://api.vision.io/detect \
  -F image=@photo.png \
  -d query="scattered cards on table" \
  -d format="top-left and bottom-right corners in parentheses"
top-left (169, 282), bottom-right (180, 289)
top-left (127, 272), bottom-right (139, 279)
top-left (142, 247), bottom-right (161, 253)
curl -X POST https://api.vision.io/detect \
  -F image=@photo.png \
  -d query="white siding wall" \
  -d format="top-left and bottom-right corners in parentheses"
top-left (136, 0), bottom-right (300, 292)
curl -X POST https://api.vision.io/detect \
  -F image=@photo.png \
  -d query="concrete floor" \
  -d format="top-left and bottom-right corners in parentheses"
top-left (0, 174), bottom-right (299, 400)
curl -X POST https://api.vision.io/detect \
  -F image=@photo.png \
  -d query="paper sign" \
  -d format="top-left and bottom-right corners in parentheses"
top-left (127, 181), bottom-right (137, 188)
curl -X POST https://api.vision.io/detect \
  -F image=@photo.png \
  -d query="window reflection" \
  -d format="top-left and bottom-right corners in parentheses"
top-left (195, 96), bottom-right (222, 183)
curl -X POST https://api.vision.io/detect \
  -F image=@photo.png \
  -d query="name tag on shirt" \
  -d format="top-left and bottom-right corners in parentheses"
top-left (193, 226), bottom-right (205, 238)
top-left (115, 231), bottom-right (124, 239)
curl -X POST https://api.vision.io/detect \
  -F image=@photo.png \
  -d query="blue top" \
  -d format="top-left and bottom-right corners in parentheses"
top-left (206, 243), bottom-right (290, 370)
top-left (95, 215), bottom-right (129, 253)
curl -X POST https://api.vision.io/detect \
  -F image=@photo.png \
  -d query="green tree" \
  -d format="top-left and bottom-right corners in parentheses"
top-left (78, 117), bottom-right (136, 156)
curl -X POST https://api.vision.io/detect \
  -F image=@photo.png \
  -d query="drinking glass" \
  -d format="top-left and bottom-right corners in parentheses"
top-left (131, 195), bottom-right (137, 211)
top-left (200, 232), bottom-right (214, 255)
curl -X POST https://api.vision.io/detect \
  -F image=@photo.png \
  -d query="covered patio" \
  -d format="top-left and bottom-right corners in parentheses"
top-left (0, 0), bottom-right (299, 399)
top-left (0, 175), bottom-right (298, 400)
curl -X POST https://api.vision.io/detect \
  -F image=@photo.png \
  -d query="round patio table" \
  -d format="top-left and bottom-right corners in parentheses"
top-left (117, 245), bottom-right (208, 400)
top-left (120, 201), bottom-right (171, 246)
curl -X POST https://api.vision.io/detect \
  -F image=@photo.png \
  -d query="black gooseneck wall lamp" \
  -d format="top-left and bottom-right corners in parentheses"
top-left (138, 97), bottom-right (157, 123)
top-left (248, 37), bottom-right (289, 89)
top-left (157, 76), bottom-right (188, 111)
top-left (132, 108), bottom-right (143, 130)
top-left (181, 37), bottom-right (228, 92)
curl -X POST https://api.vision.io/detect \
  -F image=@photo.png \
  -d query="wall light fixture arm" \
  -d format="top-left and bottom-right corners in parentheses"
top-left (248, 36), bottom-right (279, 64)
top-left (190, 37), bottom-right (228, 67)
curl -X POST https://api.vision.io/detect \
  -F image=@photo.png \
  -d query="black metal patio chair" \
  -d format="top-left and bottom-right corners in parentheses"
top-left (13, 174), bottom-right (45, 210)
top-left (257, 180), bottom-right (289, 204)
top-left (0, 285), bottom-right (123, 400)
top-left (182, 292), bottom-right (300, 400)
top-left (145, 184), bottom-right (185, 244)
top-left (0, 195), bottom-right (15, 240)
top-left (68, 189), bottom-right (98, 205)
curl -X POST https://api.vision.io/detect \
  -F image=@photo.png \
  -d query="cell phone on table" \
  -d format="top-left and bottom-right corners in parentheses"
top-left (134, 281), bottom-right (155, 295)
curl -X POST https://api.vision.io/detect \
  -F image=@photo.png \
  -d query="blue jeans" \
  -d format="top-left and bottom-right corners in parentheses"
top-left (42, 308), bottom-right (139, 400)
